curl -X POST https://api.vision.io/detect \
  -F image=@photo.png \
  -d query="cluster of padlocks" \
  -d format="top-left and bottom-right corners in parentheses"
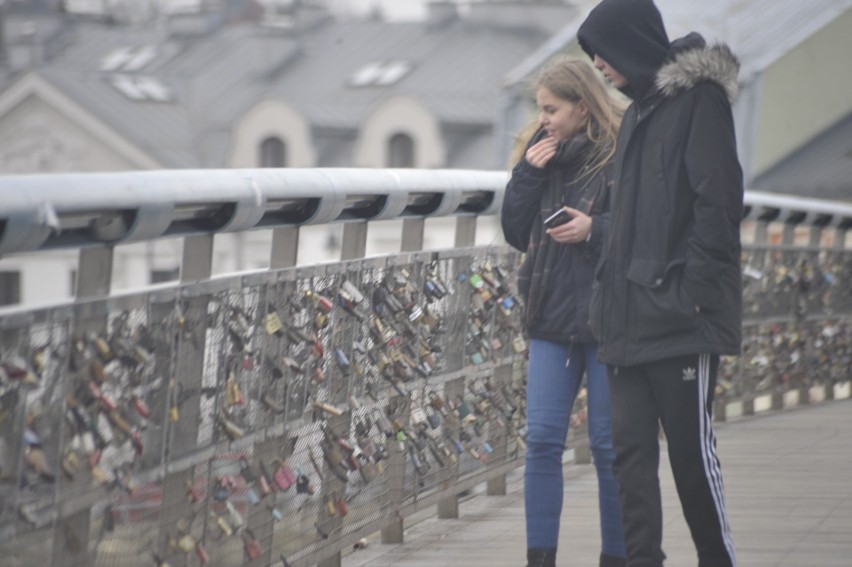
top-left (0, 250), bottom-right (530, 566)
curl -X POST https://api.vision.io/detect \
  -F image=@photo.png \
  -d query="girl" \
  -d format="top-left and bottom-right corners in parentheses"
top-left (501, 56), bottom-right (626, 567)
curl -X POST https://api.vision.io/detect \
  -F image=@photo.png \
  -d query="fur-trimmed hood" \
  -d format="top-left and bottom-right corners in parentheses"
top-left (656, 39), bottom-right (741, 104)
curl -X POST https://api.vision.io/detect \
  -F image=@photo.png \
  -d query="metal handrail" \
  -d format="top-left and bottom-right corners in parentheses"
top-left (2, 168), bottom-right (850, 256)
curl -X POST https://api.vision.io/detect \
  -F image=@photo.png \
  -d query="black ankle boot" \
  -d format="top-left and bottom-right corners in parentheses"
top-left (526, 548), bottom-right (556, 567)
top-left (599, 552), bottom-right (626, 567)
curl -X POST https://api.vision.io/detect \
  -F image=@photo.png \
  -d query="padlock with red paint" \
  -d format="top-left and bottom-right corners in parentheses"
top-left (272, 459), bottom-right (296, 492)
top-left (243, 530), bottom-right (263, 560)
top-left (195, 541), bottom-right (209, 564)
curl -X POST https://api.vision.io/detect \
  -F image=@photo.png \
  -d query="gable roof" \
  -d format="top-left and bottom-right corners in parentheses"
top-left (505, 0), bottom-right (852, 87)
top-left (0, 71), bottom-right (163, 169)
top-left (752, 110), bottom-right (852, 202)
top-left (270, 18), bottom-right (545, 128)
top-left (1, 12), bottom-right (547, 170)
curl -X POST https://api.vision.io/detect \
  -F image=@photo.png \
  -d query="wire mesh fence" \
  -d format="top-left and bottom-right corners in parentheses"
top-left (1, 241), bottom-right (850, 566)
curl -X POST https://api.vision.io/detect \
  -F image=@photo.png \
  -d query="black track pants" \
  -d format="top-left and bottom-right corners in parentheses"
top-left (608, 354), bottom-right (735, 567)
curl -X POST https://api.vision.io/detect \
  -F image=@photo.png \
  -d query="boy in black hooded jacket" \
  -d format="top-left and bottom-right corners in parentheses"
top-left (578, 1), bottom-right (743, 566)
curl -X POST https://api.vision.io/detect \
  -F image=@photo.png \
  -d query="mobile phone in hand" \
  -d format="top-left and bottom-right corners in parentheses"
top-left (544, 208), bottom-right (573, 229)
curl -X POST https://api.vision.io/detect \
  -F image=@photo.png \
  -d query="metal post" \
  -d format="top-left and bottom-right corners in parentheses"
top-left (753, 221), bottom-right (769, 270)
top-left (317, 412), bottom-right (352, 567)
top-left (437, 377), bottom-right (465, 519)
top-left (781, 223), bottom-right (795, 246)
top-left (180, 234), bottom-right (215, 282)
top-left (341, 222), bottom-right (368, 261)
top-left (401, 218), bottom-right (425, 252)
top-left (159, 234), bottom-right (214, 564)
top-left (455, 217), bottom-right (477, 248)
top-left (486, 364), bottom-right (512, 496)
top-left (834, 228), bottom-right (848, 251)
top-left (74, 246), bottom-right (114, 298)
top-left (52, 246), bottom-right (115, 567)
top-left (270, 226), bottom-right (300, 269)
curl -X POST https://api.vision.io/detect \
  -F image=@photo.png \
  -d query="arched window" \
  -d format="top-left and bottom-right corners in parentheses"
top-left (259, 136), bottom-right (286, 167)
top-left (387, 132), bottom-right (415, 168)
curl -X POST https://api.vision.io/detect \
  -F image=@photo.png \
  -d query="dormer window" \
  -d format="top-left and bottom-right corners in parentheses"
top-left (349, 61), bottom-right (412, 87)
top-left (101, 45), bottom-right (158, 72)
top-left (109, 75), bottom-right (173, 102)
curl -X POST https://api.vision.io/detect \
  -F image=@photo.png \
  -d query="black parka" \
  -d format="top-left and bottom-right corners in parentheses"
top-left (578, 0), bottom-right (744, 366)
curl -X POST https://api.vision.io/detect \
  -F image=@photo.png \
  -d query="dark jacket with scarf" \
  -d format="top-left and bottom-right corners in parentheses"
top-left (501, 129), bottom-right (612, 344)
top-left (578, 0), bottom-right (744, 366)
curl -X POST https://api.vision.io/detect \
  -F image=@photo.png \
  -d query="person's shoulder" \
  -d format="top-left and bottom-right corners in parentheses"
top-left (656, 42), bottom-right (739, 105)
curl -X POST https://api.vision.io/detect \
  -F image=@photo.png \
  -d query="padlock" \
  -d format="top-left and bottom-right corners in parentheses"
top-left (132, 396), bottom-right (150, 419)
top-left (113, 469), bottom-right (139, 495)
top-left (185, 480), bottom-right (203, 503)
top-left (336, 494), bottom-right (349, 517)
top-left (324, 441), bottom-right (344, 467)
top-left (168, 395), bottom-right (180, 422)
top-left (257, 460), bottom-right (273, 496)
top-left (272, 459), bottom-right (296, 492)
top-left (177, 532), bottom-right (196, 554)
top-left (313, 366), bottom-right (326, 383)
top-left (220, 416), bottom-right (245, 440)
top-left (24, 446), bottom-right (55, 482)
top-left (195, 542), bottom-right (210, 565)
top-left (90, 359), bottom-right (107, 384)
top-left (225, 374), bottom-right (243, 407)
top-left (428, 440), bottom-right (448, 467)
top-left (333, 348), bottom-right (350, 375)
top-left (313, 292), bottom-right (334, 314)
top-left (243, 530), bottom-right (263, 560)
top-left (61, 451), bottom-right (80, 480)
top-left (246, 485), bottom-right (260, 505)
top-left (89, 458), bottom-right (111, 483)
top-left (282, 356), bottom-right (303, 374)
top-left (93, 335), bottom-right (113, 361)
top-left (342, 280), bottom-right (365, 304)
top-left (264, 311), bottom-right (284, 336)
top-left (213, 511), bottom-right (233, 537)
top-left (324, 495), bottom-right (337, 517)
top-left (268, 504), bottom-right (283, 522)
top-left (359, 459), bottom-right (379, 483)
top-left (296, 472), bottom-right (314, 495)
top-left (512, 335), bottom-right (527, 354)
top-left (314, 401), bottom-right (343, 417)
top-left (213, 476), bottom-right (231, 501)
top-left (225, 500), bottom-right (246, 530)
top-left (239, 457), bottom-right (256, 483)
top-left (262, 393), bottom-right (285, 413)
top-left (313, 311), bottom-right (329, 331)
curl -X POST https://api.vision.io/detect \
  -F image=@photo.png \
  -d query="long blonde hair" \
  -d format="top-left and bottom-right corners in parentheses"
top-left (509, 56), bottom-right (624, 179)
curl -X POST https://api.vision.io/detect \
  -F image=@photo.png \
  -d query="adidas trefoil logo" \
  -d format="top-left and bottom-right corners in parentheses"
top-left (682, 367), bottom-right (697, 381)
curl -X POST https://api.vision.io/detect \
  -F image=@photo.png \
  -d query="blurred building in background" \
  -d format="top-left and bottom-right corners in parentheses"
top-left (1, 0), bottom-right (850, 306)
top-left (500, 0), bottom-right (852, 203)
top-left (0, 0), bottom-right (573, 173)
top-left (0, 0), bottom-right (576, 305)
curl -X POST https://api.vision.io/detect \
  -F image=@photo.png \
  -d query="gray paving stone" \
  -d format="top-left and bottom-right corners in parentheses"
top-left (344, 398), bottom-right (852, 567)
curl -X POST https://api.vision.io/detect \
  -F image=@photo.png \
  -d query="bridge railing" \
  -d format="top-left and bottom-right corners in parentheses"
top-left (0, 169), bottom-right (850, 567)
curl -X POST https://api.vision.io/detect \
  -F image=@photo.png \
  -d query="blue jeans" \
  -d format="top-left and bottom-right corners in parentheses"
top-left (525, 339), bottom-right (626, 558)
